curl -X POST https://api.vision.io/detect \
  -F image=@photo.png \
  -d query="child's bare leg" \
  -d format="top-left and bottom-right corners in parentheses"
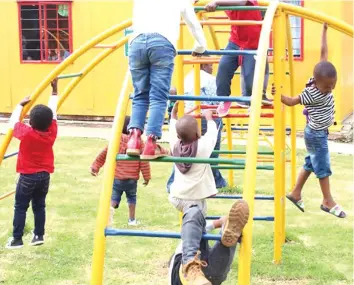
top-left (319, 176), bottom-right (336, 209)
top-left (288, 168), bottom-right (311, 200)
top-left (128, 204), bottom-right (136, 221)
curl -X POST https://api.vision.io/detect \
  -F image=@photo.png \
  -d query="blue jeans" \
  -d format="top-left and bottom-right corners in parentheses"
top-left (112, 179), bottom-right (138, 206)
top-left (181, 206), bottom-right (236, 284)
top-left (216, 41), bottom-right (269, 97)
top-left (13, 172), bottom-right (50, 239)
top-left (303, 126), bottom-right (331, 179)
top-left (128, 33), bottom-right (176, 138)
top-left (166, 118), bottom-right (227, 191)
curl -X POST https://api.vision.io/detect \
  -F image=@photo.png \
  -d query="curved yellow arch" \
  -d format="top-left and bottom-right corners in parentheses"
top-left (0, 19), bottom-right (132, 165)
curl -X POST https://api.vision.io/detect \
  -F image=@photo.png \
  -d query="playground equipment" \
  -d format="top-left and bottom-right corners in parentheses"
top-left (0, 1), bottom-right (352, 284)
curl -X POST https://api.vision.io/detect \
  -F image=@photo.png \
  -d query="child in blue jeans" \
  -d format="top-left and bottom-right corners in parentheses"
top-left (275, 23), bottom-right (346, 218)
top-left (91, 117), bottom-right (151, 226)
top-left (6, 79), bottom-right (59, 249)
top-left (126, 0), bottom-right (207, 160)
top-left (205, 0), bottom-right (271, 116)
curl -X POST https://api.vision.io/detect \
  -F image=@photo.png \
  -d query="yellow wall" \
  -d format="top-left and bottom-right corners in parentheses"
top-left (0, 1), bottom-right (352, 129)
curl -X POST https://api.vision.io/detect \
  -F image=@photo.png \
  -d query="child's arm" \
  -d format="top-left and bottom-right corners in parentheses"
top-left (169, 102), bottom-right (180, 150)
top-left (205, 0), bottom-right (248, 12)
top-left (11, 97), bottom-right (31, 140)
top-left (90, 146), bottom-right (108, 176)
top-left (181, 0), bottom-right (207, 55)
top-left (47, 78), bottom-right (59, 138)
top-left (140, 160), bottom-right (151, 186)
top-left (320, 23), bottom-right (328, 62)
top-left (271, 83), bottom-right (314, 107)
top-left (48, 78), bottom-right (58, 121)
top-left (199, 110), bottom-right (218, 156)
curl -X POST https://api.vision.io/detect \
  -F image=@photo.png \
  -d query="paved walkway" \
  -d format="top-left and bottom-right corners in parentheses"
top-left (1, 121), bottom-right (353, 155)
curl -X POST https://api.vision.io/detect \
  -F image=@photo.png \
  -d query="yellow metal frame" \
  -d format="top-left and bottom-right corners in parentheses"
top-left (0, 2), bottom-right (353, 285)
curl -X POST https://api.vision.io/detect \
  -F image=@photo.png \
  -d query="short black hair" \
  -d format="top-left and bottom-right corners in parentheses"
top-left (29, 104), bottom-right (53, 132)
top-left (314, 61), bottom-right (337, 79)
top-left (123, 116), bottom-right (130, 135)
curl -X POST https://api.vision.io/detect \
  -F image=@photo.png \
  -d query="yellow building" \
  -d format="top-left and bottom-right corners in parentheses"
top-left (0, 0), bottom-right (352, 129)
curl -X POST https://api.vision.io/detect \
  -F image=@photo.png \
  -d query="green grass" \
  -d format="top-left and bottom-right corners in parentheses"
top-left (0, 136), bottom-right (352, 285)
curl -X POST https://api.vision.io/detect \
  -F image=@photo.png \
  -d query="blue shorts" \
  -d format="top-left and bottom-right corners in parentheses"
top-left (303, 126), bottom-right (332, 179)
top-left (112, 179), bottom-right (138, 206)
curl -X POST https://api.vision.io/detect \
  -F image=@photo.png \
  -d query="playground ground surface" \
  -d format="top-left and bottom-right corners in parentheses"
top-left (0, 129), bottom-right (353, 285)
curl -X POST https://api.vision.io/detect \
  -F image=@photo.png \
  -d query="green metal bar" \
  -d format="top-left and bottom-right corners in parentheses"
top-left (213, 150), bottom-right (274, 155)
top-left (194, 6), bottom-right (267, 11)
top-left (116, 155), bottom-right (245, 165)
top-left (212, 165), bottom-right (274, 170)
top-left (234, 72), bottom-right (290, 75)
top-left (57, 73), bottom-right (83, 79)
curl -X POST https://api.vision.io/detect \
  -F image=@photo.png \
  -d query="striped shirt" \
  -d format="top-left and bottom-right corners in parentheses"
top-left (299, 77), bottom-right (335, 130)
top-left (91, 134), bottom-right (151, 181)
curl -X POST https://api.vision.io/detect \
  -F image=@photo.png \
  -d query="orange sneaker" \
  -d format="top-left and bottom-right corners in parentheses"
top-left (140, 135), bottom-right (169, 160)
top-left (126, 129), bottom-right (142, 156)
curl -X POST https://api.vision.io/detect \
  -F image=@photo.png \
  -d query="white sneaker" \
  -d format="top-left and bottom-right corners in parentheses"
top-left (107, 207), bottom-right (115, 227)
top-left (128, 219), bottom-right (140, 226)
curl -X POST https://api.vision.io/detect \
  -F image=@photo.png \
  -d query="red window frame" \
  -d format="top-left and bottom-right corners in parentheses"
top-left (269, 0), bottom-right (304, 61)
top-left (18, 0), bottom-right (73, 64)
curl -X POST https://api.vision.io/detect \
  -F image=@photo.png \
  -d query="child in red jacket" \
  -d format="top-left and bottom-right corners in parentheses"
top-left (205, 0), bottom-right (271, 116)
top-left (6, 79), bottom-right (59, 249)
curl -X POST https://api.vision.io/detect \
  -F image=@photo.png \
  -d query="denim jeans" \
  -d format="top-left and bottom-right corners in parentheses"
top-left (216, 41), bottom-right (269, 97)
top-left (112, 179), bottom-right (138, 206)
top-left (181, 206), bottom-right (236, 284)
top-left (128, 33), bottom-right (176, 138)
top-left (13, 172), bottom-right (50, 238)
top-left (303, 125), bottom-right (331, 179)
top-left (166, 118), bottom-right (227, 191)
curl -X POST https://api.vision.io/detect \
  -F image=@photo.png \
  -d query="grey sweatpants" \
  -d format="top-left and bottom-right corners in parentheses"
top-left (181, 206), bottom-right (236, 285)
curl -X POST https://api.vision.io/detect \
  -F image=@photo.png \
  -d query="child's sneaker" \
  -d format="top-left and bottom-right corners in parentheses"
top-left (140, 135), bottom-right (169, 160)
top-left (128, 219), bottom-right (140, 226)
top-left (182, 251), bottom-right (211, 285)
top-left (127, 128), bottom-right (142, 156)
top-left (30, 234), bottom-right (44, 246)
top-left (221, 200), bottom-right (249, 247)
top-left (216, 102), bottom-right (232, 117)
top-left (262, 95), bottom-right (273, 105)
top-left (5, 237), bottom-right (24, 249)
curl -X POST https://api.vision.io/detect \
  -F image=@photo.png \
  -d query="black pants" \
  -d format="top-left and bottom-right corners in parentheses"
top-left (13, 172), bottom-right (50, 239)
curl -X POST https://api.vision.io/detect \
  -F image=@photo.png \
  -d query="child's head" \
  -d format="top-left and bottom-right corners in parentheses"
top-left (29, 105), bottom-right (53, 131)
top-left (176, 115), bottom-right (201, 143)
top-left (123, 116), bottom-right (130, 135)
top-left (313, 61), bottom-right (337, 94)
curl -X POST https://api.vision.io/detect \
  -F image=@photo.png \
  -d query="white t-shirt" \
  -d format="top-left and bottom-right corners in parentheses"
top-left (131, 0), bottom-right (207, 53)
top-left (183, 70), bottom-right (219, 114)
top-left (169, 118), bottom-right (218, 200)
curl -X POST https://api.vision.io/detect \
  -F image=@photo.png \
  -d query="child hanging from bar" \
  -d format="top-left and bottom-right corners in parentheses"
top-left (204, 0), bottom-right (271, 116)
top-left (273, 23), bottom-right (346, 218)
top-left (168, 203), bottom-right (249, 285)
top-left (6, 78), bottom-right (59, 249)
top-left (168, 102), bottom-right (248, 284)
top-left (126, 0), bottom-right (207, 160)
top-left (90, 116), bottom-right (151, 226)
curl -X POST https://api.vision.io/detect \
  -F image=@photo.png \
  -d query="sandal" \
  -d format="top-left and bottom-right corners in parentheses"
top-left (320, 204), bottom-right (346, 218)
top-left (286, 194), bottom-right (305, 212)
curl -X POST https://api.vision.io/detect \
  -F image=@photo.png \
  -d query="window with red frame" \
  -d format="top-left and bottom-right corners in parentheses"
top-left (269, 0), bottom-right (304, 60)
top-left (19, 1), bottom-right (72, 63)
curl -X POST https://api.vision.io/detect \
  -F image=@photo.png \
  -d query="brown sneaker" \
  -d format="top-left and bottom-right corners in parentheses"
top-left (182, 251), bottom-right (211, 285)
top-left (221, 200), bottom-right (250, 247)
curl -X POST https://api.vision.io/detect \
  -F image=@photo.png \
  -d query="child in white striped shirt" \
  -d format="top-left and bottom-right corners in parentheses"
top-left (273, 23), bottom-right (346, 219)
